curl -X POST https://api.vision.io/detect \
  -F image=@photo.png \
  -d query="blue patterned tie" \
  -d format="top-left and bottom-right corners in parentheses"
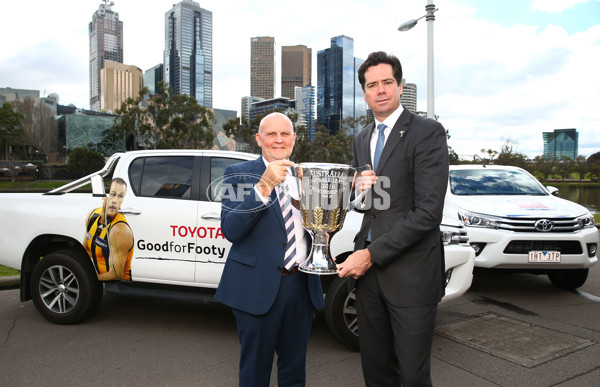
top-left (373, 123), bottom-right (386, 171)
top-left (368, 123), bottom-right (386, 241)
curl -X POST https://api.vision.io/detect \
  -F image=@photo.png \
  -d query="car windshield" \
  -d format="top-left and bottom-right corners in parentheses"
top-left (449, 169), bottom-right (548, 196)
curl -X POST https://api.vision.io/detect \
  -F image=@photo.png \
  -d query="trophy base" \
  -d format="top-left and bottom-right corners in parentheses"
top-left (298, 243), bottom-right (338, 275)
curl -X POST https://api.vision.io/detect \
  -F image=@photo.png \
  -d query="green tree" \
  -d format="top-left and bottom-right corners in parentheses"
top-left (556, 156), bottom-right (574, 180)
top-left (495, 139), bottom-right (529, 169)
top-left (0, 103), bottom-right (24, 161)
top-left (67, 147), bottom-right (106, 178)
top-left (480, 148), bottom-right (498, 164)
top-left (104, 81), bottom-right (215, 152)
top-left (572, 155), bottom-right (588, 181)
top-left (291, 124), bottom-right (312, 162)
top-left (445, 129), bottom-right (460, 164)
top-left (340, 115), bottom-right (372, 136)
top-left (532, 155), bottom-right (555, 181)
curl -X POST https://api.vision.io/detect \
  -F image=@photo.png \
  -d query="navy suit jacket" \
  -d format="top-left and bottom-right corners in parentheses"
top-left (352, 108), bottom-right (448, 307)
top-left (215, 156), bottom-right (324, 315)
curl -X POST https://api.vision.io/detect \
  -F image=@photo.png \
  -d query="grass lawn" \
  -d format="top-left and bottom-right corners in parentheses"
top-left (0, 181), bottom-right (67, 190)
top-left (0, 265), bottom-right (20, 277)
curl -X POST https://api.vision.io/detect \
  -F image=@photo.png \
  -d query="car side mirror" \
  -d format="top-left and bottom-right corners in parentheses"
top-left (91, 175), bottom-right (106, 197)
top-left (546, 186), bottom-right (559, 196)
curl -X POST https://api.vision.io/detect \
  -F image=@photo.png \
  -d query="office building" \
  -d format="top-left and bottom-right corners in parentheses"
top-left (249, 97), bottom-right (291, 122)
top-left (251, 37), bottom-right (276, 99)
top-left (281, 45), bottom-right (311, 99)
top-left (295, 86), bottom-right (316, 139)
top-left (543, 129), bottom-right (579, 160)
top-left (241, 96), bottom-right (264, 122)
top-left (164, 0), bottom-right (213, 107)
top-left (144, 64), bottom-right (164, 95)
top-left (89, 0), bottom-right (124, 111)
top-left (100, 61), bottom-right (143, 112)
top-left (401, 79), bottom-right (417, 113)
top-left (317, 35), bottom-right (366, 134)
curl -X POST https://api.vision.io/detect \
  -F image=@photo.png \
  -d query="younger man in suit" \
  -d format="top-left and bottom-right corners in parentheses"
top-left (337, 51), bottom-right (449, 387)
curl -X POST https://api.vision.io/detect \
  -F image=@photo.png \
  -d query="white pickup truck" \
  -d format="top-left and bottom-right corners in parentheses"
top-left (0, 149), bottom-right (474, 350)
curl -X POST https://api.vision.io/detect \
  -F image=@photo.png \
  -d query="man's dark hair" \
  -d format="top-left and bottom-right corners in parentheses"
top-left (358, 51), bottom-right (403, 91)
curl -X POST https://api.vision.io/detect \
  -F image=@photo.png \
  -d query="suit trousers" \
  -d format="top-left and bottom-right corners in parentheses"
top-left (233, 271), bottom-right (314, 387)
top-left (356, 267), bottom-right (438, 387)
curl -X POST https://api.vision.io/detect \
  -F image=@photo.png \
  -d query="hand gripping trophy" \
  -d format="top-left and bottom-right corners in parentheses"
top-left (282, 163), bottom-right (370, 275)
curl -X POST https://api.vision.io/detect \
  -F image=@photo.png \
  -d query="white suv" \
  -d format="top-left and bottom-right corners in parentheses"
top-left (445, 164), bottom-right (598, 289)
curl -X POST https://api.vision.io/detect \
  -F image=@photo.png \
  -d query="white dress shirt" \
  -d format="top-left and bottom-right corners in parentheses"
top-left (254, 157), bottom-right (308, 266)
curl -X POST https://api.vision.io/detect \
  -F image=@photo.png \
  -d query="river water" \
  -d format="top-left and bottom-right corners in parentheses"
top-left (555, 185), bottom-right (600, 214)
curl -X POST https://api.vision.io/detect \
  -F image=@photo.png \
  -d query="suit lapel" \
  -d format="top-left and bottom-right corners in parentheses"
top-left (359, 122), bottom-right (376, 168)
top-left (251, 156), bottom-right (286, 230)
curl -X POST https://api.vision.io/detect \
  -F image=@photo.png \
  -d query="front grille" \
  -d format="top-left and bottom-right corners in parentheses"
top-left (498, 217), bottom-right (580, 233)
top-left (504, 240), bottom-right (583, 254)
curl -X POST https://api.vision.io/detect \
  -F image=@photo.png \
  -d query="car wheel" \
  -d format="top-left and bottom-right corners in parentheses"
top-left (30, 248), bottom-right (103, 324)
top-left (324, 276), bottom-right (359, 351)
top-left (548, 268), bottom-right (589, 290)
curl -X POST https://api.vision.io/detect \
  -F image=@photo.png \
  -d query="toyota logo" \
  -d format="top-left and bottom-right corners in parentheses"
top-left (534, 219), bottom-right (554, 232)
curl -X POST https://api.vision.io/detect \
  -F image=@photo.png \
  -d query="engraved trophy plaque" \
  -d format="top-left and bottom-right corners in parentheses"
top-left (283, 163), bottom-right (369, 275)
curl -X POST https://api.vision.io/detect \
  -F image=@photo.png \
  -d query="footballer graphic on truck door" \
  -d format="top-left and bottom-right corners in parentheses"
top-left (83, 177), bottom-right (134, 281)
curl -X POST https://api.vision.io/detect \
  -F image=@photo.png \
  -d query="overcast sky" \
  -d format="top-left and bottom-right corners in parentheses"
top-left (1, 0), bottom-right (599, 159)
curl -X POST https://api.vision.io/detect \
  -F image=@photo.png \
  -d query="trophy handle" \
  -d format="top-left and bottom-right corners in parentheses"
top-left (349, 164), bottom-right (372, 211)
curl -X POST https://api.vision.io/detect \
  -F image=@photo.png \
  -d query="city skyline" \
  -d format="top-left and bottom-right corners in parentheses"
top-left (1, 0), bottom-right (599, 159)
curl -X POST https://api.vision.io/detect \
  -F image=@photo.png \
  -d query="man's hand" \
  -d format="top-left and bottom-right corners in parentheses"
top-left (256, 160), bottom-right (295, 197)
top-left (337, 248), bottom-right (373, 279)
top-left (355, 169), bottom-right (377, 193)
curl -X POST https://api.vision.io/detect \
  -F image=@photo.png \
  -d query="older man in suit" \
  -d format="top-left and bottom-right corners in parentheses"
top-left (215, 112), bottom-right (324, 387)
top-left (337, 51), bottom-right (449, 387)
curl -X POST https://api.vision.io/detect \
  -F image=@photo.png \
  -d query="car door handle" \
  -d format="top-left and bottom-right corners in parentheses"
top-left (119, 208), bottom-right (142, 215)
top-left (201, 213), bottom-right (220, 220)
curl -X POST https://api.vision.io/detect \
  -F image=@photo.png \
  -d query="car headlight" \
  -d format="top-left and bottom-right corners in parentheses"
top-left (440, 224), bottom-right (469, 245)
top-left (577, 213), bottom-right (596, 229)
top-left (458, 209), bottom-right (502, 229)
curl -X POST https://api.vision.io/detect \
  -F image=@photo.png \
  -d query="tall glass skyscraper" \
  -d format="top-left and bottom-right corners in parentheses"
top-left (164, 0), bottom-right (213, 107)
top-left (89, 0), bottom-right (123, 111)
top-left (317, 35), bottom-right (365, 134)
top-left (543, 129), bottom-right (579, 160)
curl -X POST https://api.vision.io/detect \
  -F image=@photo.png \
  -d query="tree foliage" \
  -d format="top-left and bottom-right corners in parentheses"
top-left (67, 146), bottom-right (106, 178)
top-left (101, 81), bottom-right (214, 154)
top-left (0, 102), bottom-right (25, 161)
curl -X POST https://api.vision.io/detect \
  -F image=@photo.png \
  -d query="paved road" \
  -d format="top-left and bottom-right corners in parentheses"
top-left (1, 265), bottom-right (599, 386)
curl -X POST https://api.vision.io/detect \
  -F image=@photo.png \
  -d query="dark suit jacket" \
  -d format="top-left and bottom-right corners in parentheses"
top-left (352, 107), bottom-right (448, 307)
top-left (215, 156), bottom-right (325, 315)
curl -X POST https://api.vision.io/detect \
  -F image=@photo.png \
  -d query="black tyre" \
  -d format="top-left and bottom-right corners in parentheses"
top-left (324, 276), bottom-right (359, 351)
top-left (548, 268), bottom-right (589, 290)
top-left (30, 248), bottom-right (103, 324)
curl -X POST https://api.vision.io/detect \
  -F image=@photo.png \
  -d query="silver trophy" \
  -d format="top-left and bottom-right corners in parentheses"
top-left (282, 163), bottom-right (369, 275)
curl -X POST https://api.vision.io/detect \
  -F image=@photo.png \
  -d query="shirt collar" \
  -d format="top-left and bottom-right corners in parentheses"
top-left (375, 104), bottom-right (404, 130)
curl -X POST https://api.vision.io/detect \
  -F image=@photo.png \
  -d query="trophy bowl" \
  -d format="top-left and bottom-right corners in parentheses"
top-left (284, 162), bottom-right (366, 275)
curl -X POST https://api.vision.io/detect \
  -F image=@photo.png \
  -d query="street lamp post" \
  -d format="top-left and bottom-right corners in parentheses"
top-left (398, 1), bottom-right (438, 120)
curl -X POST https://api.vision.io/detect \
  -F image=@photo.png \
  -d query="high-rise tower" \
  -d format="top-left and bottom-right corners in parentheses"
top-left (281, 45), bottom-right (311, 100)
top-left (543, 129), bottom-right (579, 160)
top-left (317, 35), bottom-right (365, 134)
top-left (89, 0), bottom-right (123, 111)
top-left (164, 0), bottom-right (213, 107)
top-left (400, 79), bottom-right (417, 113)
top-left (250, 37), bottom-right (276, 99)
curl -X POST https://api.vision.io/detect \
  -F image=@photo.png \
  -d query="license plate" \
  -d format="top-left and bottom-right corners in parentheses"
top-left (528, 250), bottom-right (561, 263)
